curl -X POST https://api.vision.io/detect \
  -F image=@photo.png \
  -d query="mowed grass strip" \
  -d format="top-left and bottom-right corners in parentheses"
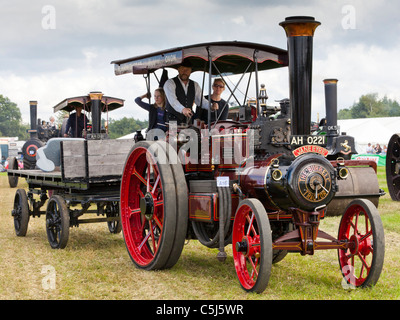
top-left (0, 167), bottom-right (399, 300)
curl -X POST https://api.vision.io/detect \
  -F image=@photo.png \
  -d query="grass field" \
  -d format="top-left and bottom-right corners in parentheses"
top-left (0, 168), bottom-right (399, 300)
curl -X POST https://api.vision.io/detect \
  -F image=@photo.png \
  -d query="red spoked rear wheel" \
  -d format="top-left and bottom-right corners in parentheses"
top-left (232, 199), bottom-right (272, 293)
top-left (120, 141), bottom-right (177, 270)
top-left (338, 199), bottom-right (385, 288)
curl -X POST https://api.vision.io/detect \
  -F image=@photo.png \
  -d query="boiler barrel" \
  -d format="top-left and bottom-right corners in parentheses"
top-left (326, 166), bottom-right (381, 216)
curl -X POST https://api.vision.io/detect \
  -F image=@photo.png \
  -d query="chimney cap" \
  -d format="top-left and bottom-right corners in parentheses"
top-left (282, 16), bottom-right (318, 22)
top-left (280, 16), bottom-right (321, 37)
top-left (323, 79), bottom-right (339, 84)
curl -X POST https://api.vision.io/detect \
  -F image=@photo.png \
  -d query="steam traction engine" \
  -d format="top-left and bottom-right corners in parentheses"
top-left (114, 16), bottom-right (385, 293)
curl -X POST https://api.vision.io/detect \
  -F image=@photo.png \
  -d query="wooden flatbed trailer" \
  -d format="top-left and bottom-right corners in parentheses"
top-left (8, 135), bottom-right (134, 249)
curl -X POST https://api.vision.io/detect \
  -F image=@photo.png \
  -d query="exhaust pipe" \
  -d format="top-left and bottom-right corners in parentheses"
top-left (89, 91), bottom-right (104, 135)
top-left (29, 101), bottom-right (38, 139)
top-left (280, 16), bottom-right (321, 135)
top-left (323, 79), bottom-right (339, 148)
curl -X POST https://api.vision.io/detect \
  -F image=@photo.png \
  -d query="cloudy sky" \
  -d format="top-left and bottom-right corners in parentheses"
top-left (1, 0), bottom-right (400, 126)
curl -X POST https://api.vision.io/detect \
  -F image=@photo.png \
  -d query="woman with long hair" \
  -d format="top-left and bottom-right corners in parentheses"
top-left (135, 88), bottom-right (167, 132)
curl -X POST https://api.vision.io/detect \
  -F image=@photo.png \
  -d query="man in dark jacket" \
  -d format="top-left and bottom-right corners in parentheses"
top-left (64, 105), bottom-right (89, 138)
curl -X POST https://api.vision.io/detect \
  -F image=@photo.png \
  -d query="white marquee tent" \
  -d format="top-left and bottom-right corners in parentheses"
top-left (338, 117), bottom-right (400, 153)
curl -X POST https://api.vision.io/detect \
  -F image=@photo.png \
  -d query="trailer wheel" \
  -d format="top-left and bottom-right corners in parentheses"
top-left (12, 189), bottom-right (30, 236)
top-left (120, 141), bottom-right (177, 270)
top-left (338, 199), bottom-right (385, 288)
top-left (46, 195), bottom-right (70, 249)
top-left (386, 133), bottom-right (400, 200)
top-left (105, 202), bottom-right (122, 234)
top-left (8, 157), bottom-right (19, 188)
top-left (232, 198), bottom-right (272, 293)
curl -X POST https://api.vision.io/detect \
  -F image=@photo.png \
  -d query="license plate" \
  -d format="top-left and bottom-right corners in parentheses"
top-left (290, 135), bottom-right (326, 146)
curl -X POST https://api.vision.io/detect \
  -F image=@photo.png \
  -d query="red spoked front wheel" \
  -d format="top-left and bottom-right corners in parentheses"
top-left (232, 199), bottom-right (272, 293)
top-left (120, 141), bottom-right (177, 270)
top-left (338, 199), bottom-right (385, 288)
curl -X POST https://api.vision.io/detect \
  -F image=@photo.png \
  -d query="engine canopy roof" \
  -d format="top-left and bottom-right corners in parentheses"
top-left (111, 41), bottom-right (288, 76)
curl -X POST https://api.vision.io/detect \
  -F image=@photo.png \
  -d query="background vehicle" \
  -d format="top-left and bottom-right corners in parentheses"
top-left (8, 92), bottom-right (128, 248)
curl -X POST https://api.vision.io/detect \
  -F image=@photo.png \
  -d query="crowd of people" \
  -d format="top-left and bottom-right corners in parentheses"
top-left (38, 109), bottom-right (87, 139)
top-left (366, 143), bottom-right (387, 155)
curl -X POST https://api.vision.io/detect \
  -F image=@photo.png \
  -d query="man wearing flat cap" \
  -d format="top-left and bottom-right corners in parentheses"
top-left (164, 59), bottom-right (217, 124)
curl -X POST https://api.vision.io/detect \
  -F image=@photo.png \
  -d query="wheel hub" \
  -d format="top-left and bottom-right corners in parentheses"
top-left (349, 234), bottom-right (359, 255)
top-left (349, 233), bottom-right (372, 256)
top-left (235, 236), bottom-right (260, 258)
top-left (140, 192), bottom-right (154, 220)
top-left (235, 237), bottom-right (249, 255)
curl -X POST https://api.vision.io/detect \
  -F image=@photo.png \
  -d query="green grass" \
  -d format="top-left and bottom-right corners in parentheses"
top-left (0, 167), bottom-right (399, 300)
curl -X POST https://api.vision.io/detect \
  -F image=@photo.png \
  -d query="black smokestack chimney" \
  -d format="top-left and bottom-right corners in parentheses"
top-left (29, 101), bottom-right (38, 139)
top-left (280, 16), bottom-right (320, 135)
top-left (89, 91), bottom-right (103, 135)
top-left (323, 79), bottom-right (339, 148)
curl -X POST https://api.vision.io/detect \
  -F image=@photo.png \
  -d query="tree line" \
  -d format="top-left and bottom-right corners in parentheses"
top-left (2, 92), bottom-right (399, 140)
top-left (0, 94), bottom-right (148, 140)
top-left (338, 93), bottom-right (400, 119)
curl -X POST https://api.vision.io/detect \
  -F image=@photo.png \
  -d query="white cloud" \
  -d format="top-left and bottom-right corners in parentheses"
top-left (314, 43), bottom-right (400, 113)
top-left (231, 16), bottom-right (246, 26)
top-left (1, 0), bottom-right (400, 130)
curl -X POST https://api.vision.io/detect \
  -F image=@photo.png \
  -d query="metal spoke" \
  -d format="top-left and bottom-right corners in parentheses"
top-left (246, 212), bottom-right (256, 236)
top-left (152, 174), bottom-right (160, 195)
top-left (133, 168), bottom-right (147, 187)
top-left (138, 228), bottom-right (152, 252)
top-left (149, 220), bottom-right (156, 253)
top-left (153, 214), bottom-right (163, 229)
top-left (147, 163), bottom-right (151, 192)
top-left (247, 256), bottom-right (259, 280)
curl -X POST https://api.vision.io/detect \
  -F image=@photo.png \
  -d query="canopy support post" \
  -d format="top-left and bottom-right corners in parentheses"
top-left (207, 47), bottom-right (212, 130)
top-left (254, 50), bottom-right (260, 118)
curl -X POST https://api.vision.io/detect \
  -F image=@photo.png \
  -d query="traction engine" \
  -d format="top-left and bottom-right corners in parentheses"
top-left (117, 16), bottom-right (385, 293)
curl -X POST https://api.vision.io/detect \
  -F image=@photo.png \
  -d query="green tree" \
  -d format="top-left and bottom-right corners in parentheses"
top-left (383, 96), bottom-right (400, 117)
top-left (107, 117), bottom-right (148, 139)
top-left (338, 93), bottom-right (400, 120)
top-left (337, 108), bottom-right (352, 119)
top-left (0, 94), bottom-right (28, 139)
